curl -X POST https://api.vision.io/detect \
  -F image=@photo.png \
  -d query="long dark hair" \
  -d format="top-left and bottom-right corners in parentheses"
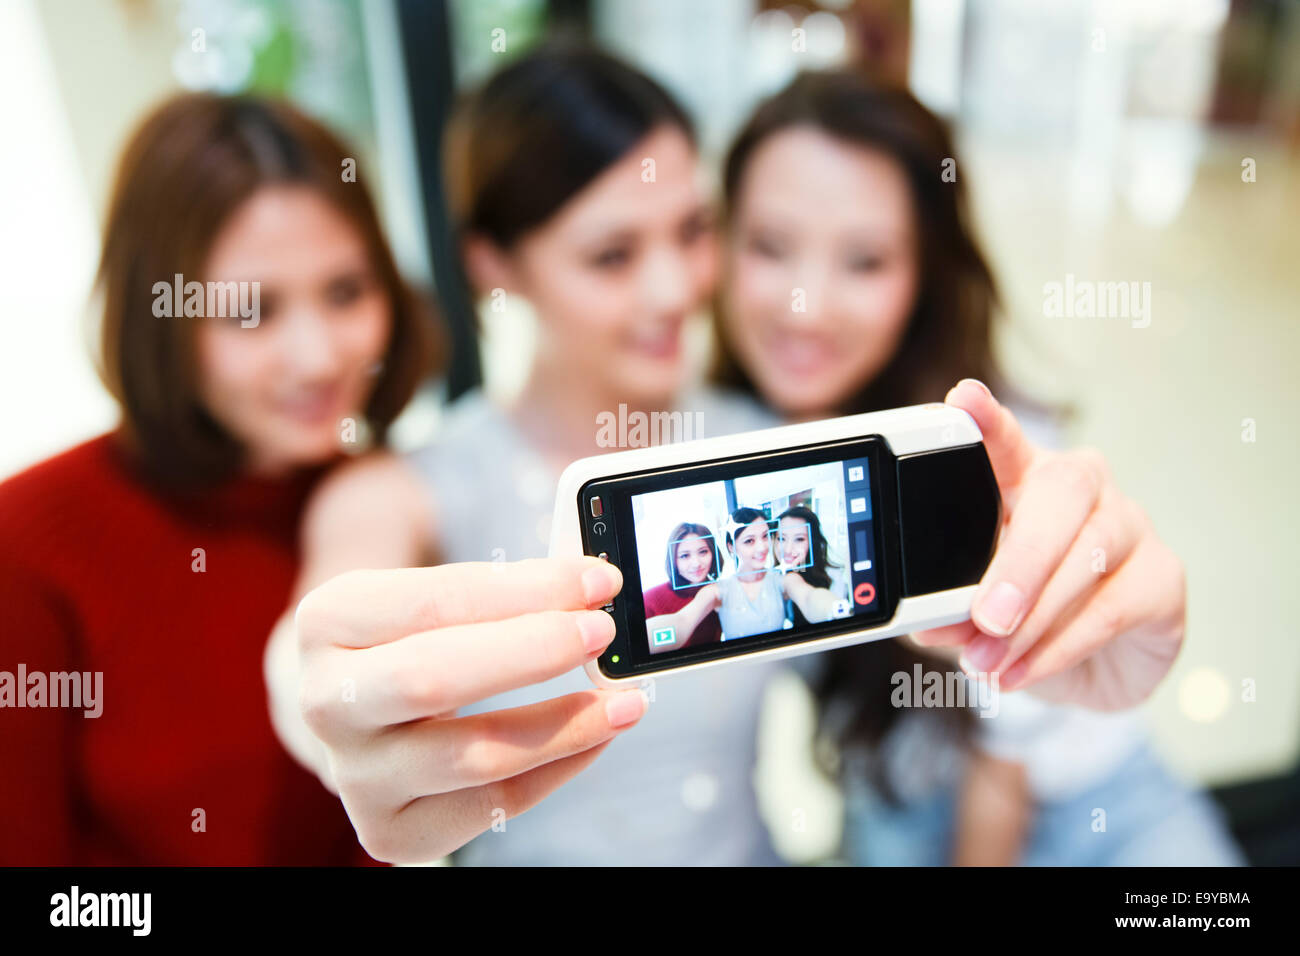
top-left (712, 70), bottom-right (1015, 802)
top-left (714, 70), bottom-right (1004, 413)
top-left (665, 522), bottom-right (720, 589)
top-left (776, 505), bottom-right (837, 590)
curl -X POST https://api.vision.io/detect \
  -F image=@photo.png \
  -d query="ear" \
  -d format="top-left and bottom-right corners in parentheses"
top-left (461, 233), bottom-right (520, 298)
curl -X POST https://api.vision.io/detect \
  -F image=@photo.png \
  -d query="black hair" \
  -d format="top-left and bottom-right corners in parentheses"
top-left (725, 507), bottom-right (769, 556)
top-left (444, 43), bottom-right (695, 248)
top-left (776, 505), bottom-right (838, 590)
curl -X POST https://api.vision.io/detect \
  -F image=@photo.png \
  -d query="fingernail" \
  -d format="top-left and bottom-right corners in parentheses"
top-left (958, 378), bottom-right (992, 400)
top-left (605, 690), bottom-right (647, 728)
top-left (959, 634), bottom-right (1006, 674)
top-left (576, 610), bottom-right (615, 655)
top-left (582, 562), bottom-right (621, 606)
top-left (973, 581), bottom-right (1025, 636)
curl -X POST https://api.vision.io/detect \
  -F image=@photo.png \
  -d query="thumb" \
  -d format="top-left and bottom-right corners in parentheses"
top-left (944, 378), bottom-right (1036, 495)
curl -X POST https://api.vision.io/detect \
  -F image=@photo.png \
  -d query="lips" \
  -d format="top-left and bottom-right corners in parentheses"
top-left (763, 332), bottom-right (839, 377)
top-left (626, 320), bottom-right (683, 360)
top-left (275, 386), bottom-right (345, 425)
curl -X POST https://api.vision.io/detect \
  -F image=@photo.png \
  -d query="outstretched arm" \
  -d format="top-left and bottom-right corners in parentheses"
top-left (263, 453), bottom-right (433, 788)
top-left (646, 584), bottom-right (720, 654)
top-left (782, 572), bottom-right (839, 623)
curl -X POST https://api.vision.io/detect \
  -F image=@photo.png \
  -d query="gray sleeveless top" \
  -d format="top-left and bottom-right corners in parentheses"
top-left (408, 387), bottom-right (785, 865)
top-left (717, 570), bottom-right (788, 641)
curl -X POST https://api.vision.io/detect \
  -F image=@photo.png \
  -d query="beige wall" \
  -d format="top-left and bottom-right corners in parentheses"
top-left (36, 0), bottom-right (181, 222)
top-left (968, 133), bottom-right (1300, 785)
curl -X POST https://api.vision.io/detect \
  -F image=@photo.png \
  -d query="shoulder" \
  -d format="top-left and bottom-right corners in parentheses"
top-left (404, 389), bottom-right (510, 489)
top-left (302, 451), bottom-right (429, 548)
top-left (0, 434), bottom-right (138, 610)
top-left (643, 581), bottom-right (677, 612)
top-left (410, 389), bottom-right (502, 458)
top-left (0, 433), bottom-right (121, 512)
top-left (0, 434), bottom-right (128, 552)
top-left (681, 385), bottom-right (781, 438)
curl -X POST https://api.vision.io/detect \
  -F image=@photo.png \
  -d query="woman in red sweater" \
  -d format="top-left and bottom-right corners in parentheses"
top-left (0, 93), bottom-right (437, 864)
top-left (642, 521), bottom-right (724, 654)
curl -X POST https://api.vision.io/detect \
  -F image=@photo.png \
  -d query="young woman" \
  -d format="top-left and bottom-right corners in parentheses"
top-left (265, 46), bottom-right (784, 865)
top-left (714, 507), bottom-right (839, 640)
top-left (716, 508), bottom-right (785, 640)
top-left (643, 522), bottom-right (724, 653)
top-left (0, 93), bottom-right (438, 864)
top-left (712, 70), bottom-right (1240, 865)
top-left (275, 52), bottom-right (1201, 866)
top-left (776, 505), bottom-right (845, 626)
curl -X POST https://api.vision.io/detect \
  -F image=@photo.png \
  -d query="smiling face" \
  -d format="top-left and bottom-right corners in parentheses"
top-left (732, 518), bottom-right (772, 573)
top-left (479, 125), bottom-right (717, 407)
top-left (193, 185), bottom-right (392, 475)
top-left (779, 516), bottom-right (811, 569)
top-left (674, 533), bottom-right (715, 585)
top-left (723, 126), bottom-right (920, 419)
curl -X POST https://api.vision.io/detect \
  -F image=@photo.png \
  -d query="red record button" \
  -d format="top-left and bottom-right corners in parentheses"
top-left (853, 582), bottom-right (877, 606)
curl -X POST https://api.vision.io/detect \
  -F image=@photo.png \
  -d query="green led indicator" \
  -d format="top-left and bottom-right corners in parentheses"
top-left (611, 655), bottom-right (620, 663)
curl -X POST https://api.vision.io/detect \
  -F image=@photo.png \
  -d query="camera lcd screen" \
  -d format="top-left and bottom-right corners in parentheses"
top-left (578, 437), bottom-right (898, 675)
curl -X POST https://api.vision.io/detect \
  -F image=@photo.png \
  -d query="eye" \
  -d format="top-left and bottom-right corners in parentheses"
top-left (846, 253), bottom-right (885, 273)
top-left (748, 233), bottom-right (787, 260)
top-left (251, 291), bottom-right (278, 325)
top-left (680, 210), bottom-right (714, 245)
top-left (590, 246), bottom-right (632, 270)
top-left (325, 273), bottom-right (369, 306)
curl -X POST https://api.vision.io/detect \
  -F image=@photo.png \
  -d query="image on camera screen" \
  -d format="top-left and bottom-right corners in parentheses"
top-left (629, 457), bottom-right (879, 656)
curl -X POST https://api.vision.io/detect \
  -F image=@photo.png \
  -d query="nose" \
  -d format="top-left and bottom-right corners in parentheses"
top-left (280, 305), bottom-right (344, 380)
top-left (787, 259), bottom-right (835, 328)
top-left (640, 244), bottom-right (692, 316)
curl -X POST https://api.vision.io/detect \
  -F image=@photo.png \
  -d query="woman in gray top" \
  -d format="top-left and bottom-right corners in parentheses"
top-left (269, 56), bottom-right (1203, 868)
top-left (410, 388), bottom-right (781, 865)
top-left (715, 507), bottom-right (841, 642)
top-left (265, 47), bottom-right (786, 865)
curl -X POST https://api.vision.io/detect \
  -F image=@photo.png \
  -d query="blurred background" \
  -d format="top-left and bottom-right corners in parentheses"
top-left (2, 0), bottom-right (1296, 863)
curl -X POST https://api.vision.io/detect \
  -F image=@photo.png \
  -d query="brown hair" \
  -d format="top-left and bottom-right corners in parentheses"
top-left (96, 92), bottom-right (440, 491)
top-left (665, 521), bottom-right (720, 589)
top-left (713, 70), bottom-right (1027, 802)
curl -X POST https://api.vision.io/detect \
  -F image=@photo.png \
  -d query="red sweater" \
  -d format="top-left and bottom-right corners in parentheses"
top-left (642, 580), bottom-right (721, 647)
top-left (0, 434), bottom-right (377, 865)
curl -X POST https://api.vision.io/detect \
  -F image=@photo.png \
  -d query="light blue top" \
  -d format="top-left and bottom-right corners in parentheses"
top-left (716, 570), bottom-right (787, 640)
top-left (408, 386), bottom-right (785, 865)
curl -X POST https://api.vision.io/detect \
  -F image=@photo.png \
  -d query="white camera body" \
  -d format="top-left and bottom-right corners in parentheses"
top-left (550, 403), bottom-right (1000, 689)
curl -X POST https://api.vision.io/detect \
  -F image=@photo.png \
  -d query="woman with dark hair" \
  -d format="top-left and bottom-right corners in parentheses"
top-left (716, 506), bottom-right (840, 640)
top-left (0, 92), bottom-right (439, 863)
top-left (270, 54), bottom-right (1210, 868)
top-left (776, 504), bottom-right (846, 626)
top-left (266, 45), bottom-right (784, 865)
top-left (712, 70), bottom-right (1239, 865)
top-left (642, 521), bottom-right (723, 653)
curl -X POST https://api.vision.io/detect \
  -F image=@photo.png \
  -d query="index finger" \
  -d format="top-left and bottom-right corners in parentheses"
top-left (944, 379), bottom-right (1037, 497)
top-left (297, 556), bottom-right (622, 650)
